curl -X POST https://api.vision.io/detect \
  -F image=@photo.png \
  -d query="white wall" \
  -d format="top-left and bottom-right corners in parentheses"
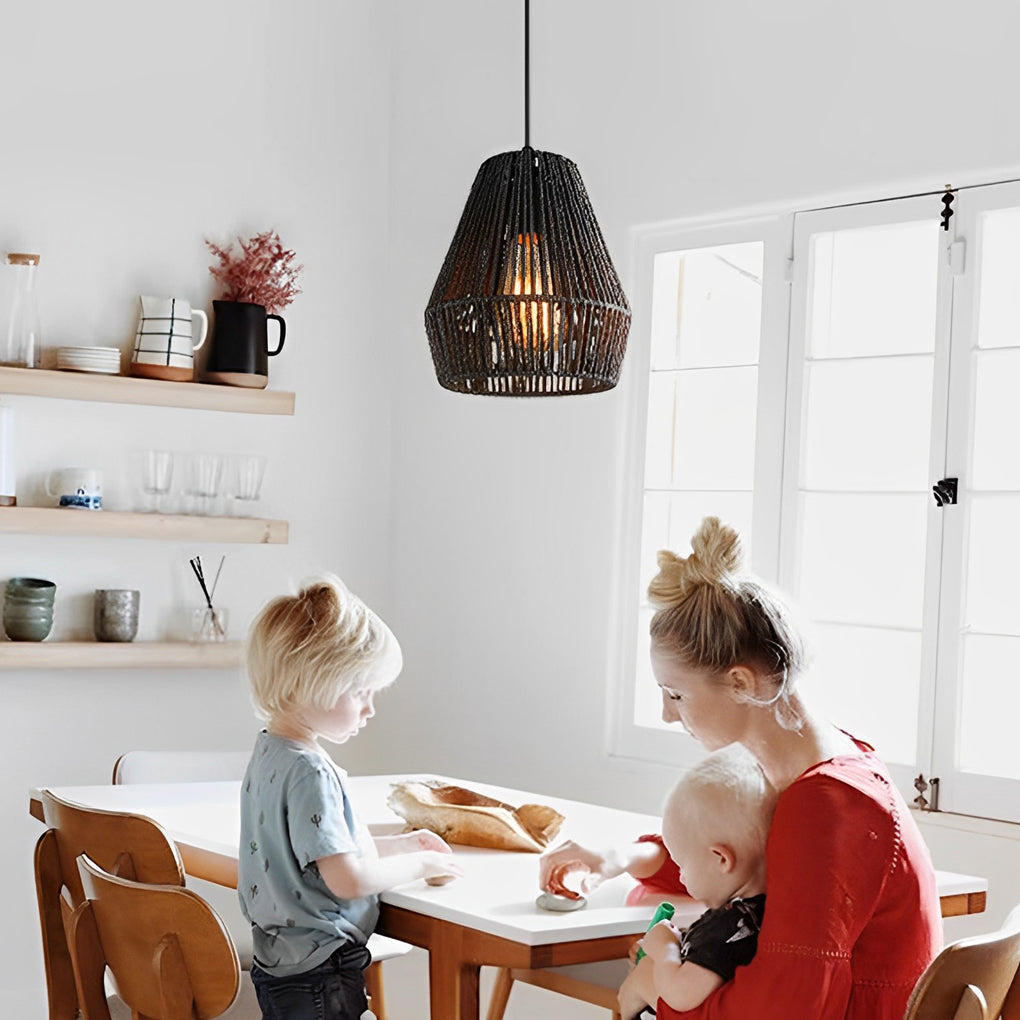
top-left (2, 1), bottom-right (395, 1013)
top-left (374, 0), bottom-right (1020, 950)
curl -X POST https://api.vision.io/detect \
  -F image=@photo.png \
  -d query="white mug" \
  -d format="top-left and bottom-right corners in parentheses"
top-left (45, 467), bottom-right (102, 510)
top-left (129, 295), bottom-right (209, 382)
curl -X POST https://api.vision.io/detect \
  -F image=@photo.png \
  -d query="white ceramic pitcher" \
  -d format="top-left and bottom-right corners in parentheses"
top-left (129, 295), bottom-right (209, 382)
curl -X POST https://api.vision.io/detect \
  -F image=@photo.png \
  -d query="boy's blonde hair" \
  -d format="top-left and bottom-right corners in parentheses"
top-left (648, 516), bottom-right (806, 730)
top-left (246, 575), bottom-right (402, 720)
top-left (663, 744), bottom-right (776, 862)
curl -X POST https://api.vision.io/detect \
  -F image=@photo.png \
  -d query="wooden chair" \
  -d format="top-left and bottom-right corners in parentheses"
top-left (70, 852), bottom-right (240, 1020)
top-left (112, 748), bottom-right (411, 1020)
top-left (34, 789), bottom-right (185, 1020)
top-left (487, 960), bottom-right (627, 1020)
top-left (903, 904), bottom-right (1020, 1020)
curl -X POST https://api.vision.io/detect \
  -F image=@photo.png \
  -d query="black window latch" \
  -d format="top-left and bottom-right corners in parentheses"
top-left (932, 477), bottom-right (958, 507)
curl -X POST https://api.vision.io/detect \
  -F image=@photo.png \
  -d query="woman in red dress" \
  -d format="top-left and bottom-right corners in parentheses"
top-left (540, 517), bottom-right (942, 1020)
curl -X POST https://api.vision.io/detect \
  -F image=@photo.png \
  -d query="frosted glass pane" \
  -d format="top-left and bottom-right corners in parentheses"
top-left (801, 357), bottom-right (934, 491)
top-left (797, 493), bottom-right (928, 629)
top-left (976, 207), bottom-right (1020, 350)
top-left (644, 372), bottom-right (675, 488)
top-left (800, 623), bottom-right (920, 766)
top-left (667, 492), bottom-right (753, 572)
top-left (673, 367), bottom-right (758, 489)
top-left (649, 244), bottom-right (763, 371)
top-left (971, 349), bottom-right (1020, 489)
top-left (964, 496), bottom-right (1020, 635)
top-left (808, 220), bottom-right (938, 358)
top-left (959, 634), bottom-right (1020, 778)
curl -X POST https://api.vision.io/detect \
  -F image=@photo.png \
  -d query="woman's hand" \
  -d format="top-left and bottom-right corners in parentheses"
top-left (639, 919), bottom-right (683, 962)
top-left (539, 840), bottom-right (622, 897)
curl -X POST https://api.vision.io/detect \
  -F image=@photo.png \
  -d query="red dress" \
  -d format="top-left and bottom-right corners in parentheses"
top-left (640, 747), bottom-right (942, 1020)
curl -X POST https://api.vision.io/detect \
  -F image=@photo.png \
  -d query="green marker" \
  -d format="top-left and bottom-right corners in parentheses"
top-left (635, 901), bottom-right (676, 961)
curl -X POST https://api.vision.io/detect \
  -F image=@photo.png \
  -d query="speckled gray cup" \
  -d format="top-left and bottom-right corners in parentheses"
top-left (94, 589), bottom-right (140, 642)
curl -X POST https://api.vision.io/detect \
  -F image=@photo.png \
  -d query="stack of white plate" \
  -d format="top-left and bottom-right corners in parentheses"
top-left (56, 346), bottom-right (122, 374)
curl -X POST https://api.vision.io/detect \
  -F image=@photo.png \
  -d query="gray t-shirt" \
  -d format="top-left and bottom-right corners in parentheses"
top-left (238, 731), bottom-right (379, 976)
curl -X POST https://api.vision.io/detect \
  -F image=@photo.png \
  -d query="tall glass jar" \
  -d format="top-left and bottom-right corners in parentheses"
top-left (1, 253), bottom-right (41, 368)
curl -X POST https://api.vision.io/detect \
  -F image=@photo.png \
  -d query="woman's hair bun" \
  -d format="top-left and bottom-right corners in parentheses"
top-left (648, 516), bottom-right (744, 607)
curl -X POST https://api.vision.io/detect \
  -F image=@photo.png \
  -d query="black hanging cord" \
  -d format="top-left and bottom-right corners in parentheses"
top-left (524, 0), bottom-right (530, 149)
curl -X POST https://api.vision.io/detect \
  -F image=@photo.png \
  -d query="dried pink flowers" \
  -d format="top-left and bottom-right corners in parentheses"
top-left (206, 230), bottom-right (303, 315)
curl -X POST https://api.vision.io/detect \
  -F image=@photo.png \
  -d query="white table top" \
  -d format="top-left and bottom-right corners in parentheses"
top-left (32, 773), bottom-right (988, 948)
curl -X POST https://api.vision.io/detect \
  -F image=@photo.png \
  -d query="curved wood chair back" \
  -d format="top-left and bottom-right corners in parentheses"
top-left (903, 908), bottom-right (1020, 1020)
top-left (34, 790), bottom-right (185, 1020)
top-left (71, 853), bottom-right (240, 1020)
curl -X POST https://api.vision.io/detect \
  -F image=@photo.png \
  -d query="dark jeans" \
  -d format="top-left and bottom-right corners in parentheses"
top-left (251, 943), bottom-right (372, 1020)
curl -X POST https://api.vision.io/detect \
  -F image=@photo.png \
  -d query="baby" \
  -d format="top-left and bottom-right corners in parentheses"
top-left (619, 744), bottom-right (776, 1018)
top-left (239, 576), bottom-right (461, 1020)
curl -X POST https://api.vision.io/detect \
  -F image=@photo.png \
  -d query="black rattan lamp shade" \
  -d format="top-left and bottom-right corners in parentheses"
top-left (425, 146), bottom-right (632, 396)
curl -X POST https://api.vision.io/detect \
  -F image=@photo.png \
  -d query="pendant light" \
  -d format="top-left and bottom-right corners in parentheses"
top-left (425, 0), bottom-right (632, 396)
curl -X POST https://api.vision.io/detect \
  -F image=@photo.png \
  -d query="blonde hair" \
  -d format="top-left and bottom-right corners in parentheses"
top-left (648, 516), bottom-right (805, 729)
top-left (246, 575), bottom-right (402, 720)
top-left (663, 744), bottom-right (776, 862)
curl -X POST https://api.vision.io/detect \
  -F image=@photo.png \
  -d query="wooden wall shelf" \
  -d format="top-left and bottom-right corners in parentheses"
top-left (0, 366), bottom-right (295, 415)
top-left (0, 507), bottom-right (288, 544)
top-left (0, 641), bottom-right (243, 670)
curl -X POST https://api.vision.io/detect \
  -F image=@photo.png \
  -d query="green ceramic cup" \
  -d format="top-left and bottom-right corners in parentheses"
top-left (4, 577), bottom-right (56, 640)
top-left (5, 577), bottom-right (56, 604)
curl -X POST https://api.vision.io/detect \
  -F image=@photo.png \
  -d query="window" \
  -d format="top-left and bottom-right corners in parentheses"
top-left (614, 184), bottom-right (1020, 824)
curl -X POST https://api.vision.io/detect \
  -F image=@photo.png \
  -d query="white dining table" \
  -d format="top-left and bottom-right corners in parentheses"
top-left (29, 773), bottom-right (988, 1020)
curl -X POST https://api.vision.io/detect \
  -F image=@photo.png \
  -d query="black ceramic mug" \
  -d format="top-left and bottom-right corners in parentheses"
top-left (206, 300), bottom-right (285, 389)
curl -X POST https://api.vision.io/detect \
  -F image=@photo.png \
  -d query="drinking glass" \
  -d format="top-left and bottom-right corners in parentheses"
top-left (138, 450), bottom-right (174, 513)
top-left (226, 454), bottom-right (267, 516)
top-left (182, 452), bottom-right (223, 515)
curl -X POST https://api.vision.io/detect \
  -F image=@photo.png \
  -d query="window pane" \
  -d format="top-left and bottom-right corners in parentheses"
top-left (801, 623), bottom-right (921, 766)
top-left (971, 348), bottom-right (1020, 490)
top-left (650, 243), bottom-right (763, 370)
top-left (963, 495), bottom-right (1020, 635)
top-left (976, 206), bottom-right (1020, 350)
top-left (808, 221), bottom-right (939, 359)
top-left (797, 492), bottom-right (928, 629)
top-left (959, 634), bottom-right (1020, 778)
top-left (672, 366), bottom-right (758, 489)
top-left (667, 492), bottom-right (753, 572)
top-left (633, 606), bottom-right (669, 729)
top-left (801, 357), bottom-right (934, 491)
top-left (638, 492), bottom-right (671, 600)
top-left (644, 372), bottom-right (675, 488)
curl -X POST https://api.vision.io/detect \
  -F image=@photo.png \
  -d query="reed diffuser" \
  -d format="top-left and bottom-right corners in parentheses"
top-left (188, 555), bottom-right (226, 640)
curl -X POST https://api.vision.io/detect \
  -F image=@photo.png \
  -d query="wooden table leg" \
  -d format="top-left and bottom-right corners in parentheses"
top-left (428, 922), bottom-right (481, 1020)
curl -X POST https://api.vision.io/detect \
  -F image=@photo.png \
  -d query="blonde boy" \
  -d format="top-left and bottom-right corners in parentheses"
top-left (619, 744), bottom-right (776, 1018)
top-left (240, 576), bottom-right (460, 1020)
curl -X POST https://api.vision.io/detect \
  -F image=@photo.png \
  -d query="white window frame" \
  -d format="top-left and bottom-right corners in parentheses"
top-left (608, 214), bottom-right (793, 770)
top-left (612, 184), bottom-right (1020, 824)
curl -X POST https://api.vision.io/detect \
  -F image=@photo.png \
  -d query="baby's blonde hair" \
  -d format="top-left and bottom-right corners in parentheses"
top-left (246, 575), bottom-right (402, 721)
top-left (663, 744), bottom-right (776, 863)
top-left (648, 516), bottom-right (805, 729)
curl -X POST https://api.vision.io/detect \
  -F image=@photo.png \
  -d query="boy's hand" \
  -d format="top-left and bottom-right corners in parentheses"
top-left (639, 918), bottom-right (683, 961)
top-left (421, 850), bottom-right (463, 884)
top-left (375, 829), bottom-right (455, 857)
